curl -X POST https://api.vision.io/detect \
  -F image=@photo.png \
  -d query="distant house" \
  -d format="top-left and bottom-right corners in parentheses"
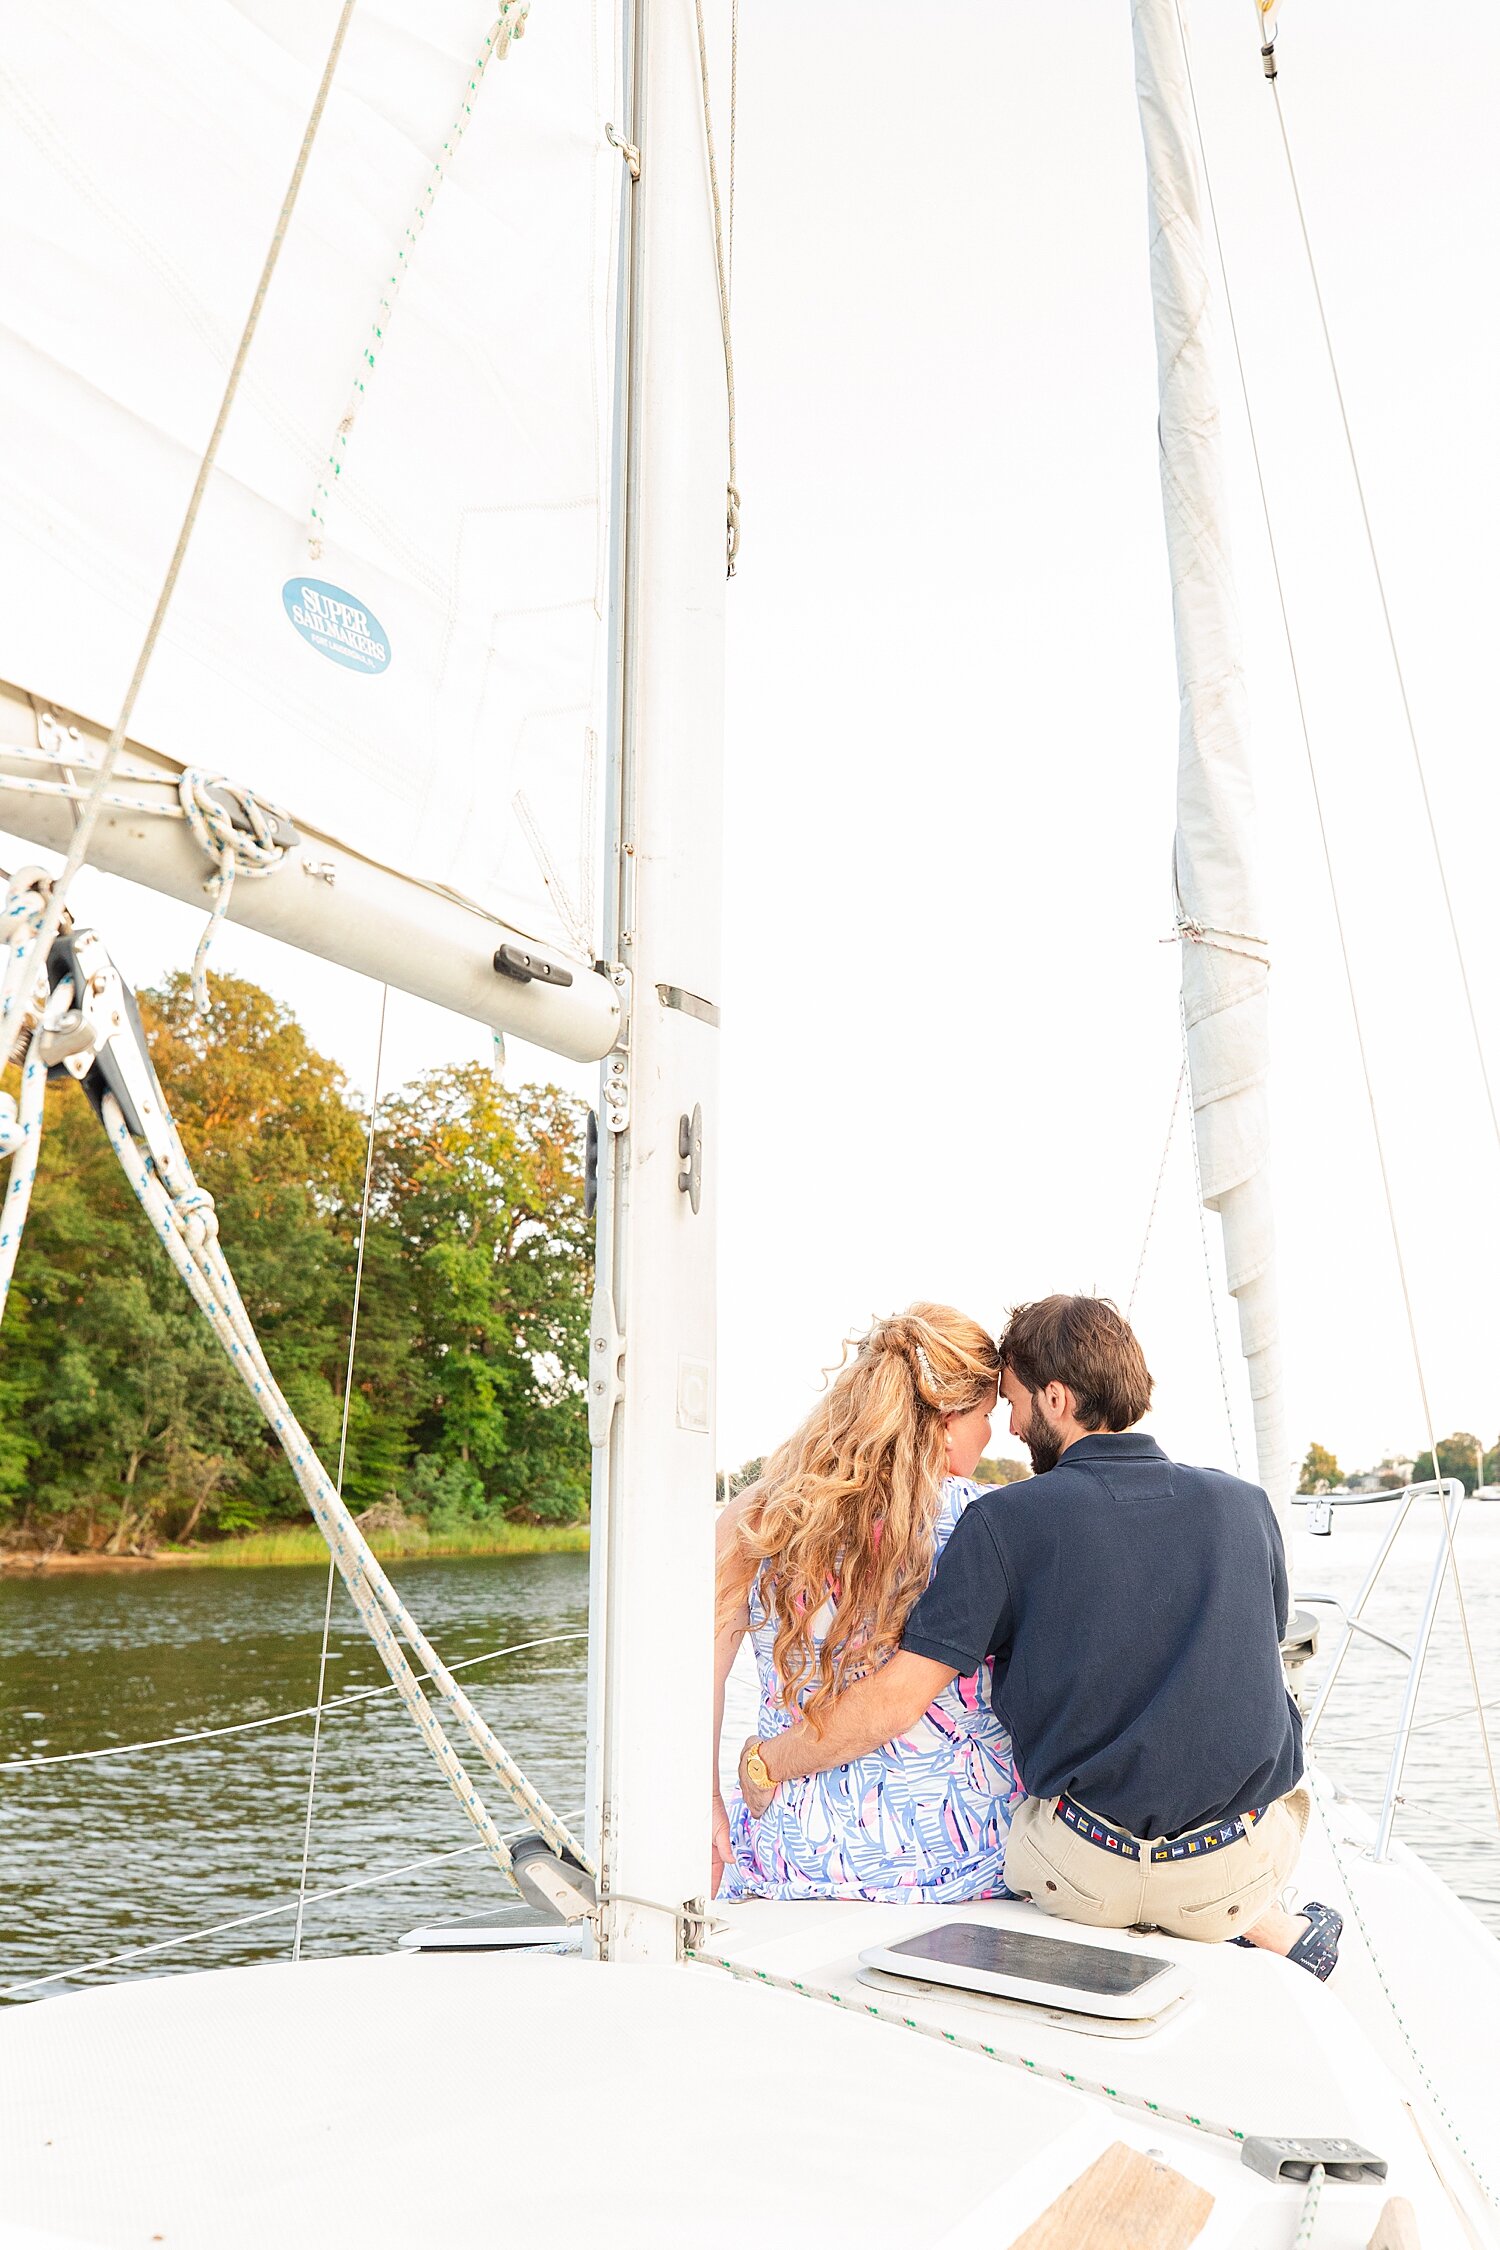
top-left (1347, 1460), bottom-right (1415, 1493)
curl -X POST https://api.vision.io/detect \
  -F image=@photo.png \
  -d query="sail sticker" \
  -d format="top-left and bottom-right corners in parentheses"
top-left (282, 579), bottom-right (391, 675)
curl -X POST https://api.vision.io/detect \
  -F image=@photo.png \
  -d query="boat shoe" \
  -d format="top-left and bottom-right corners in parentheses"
top-left (1232, 1897), bottom-right (1343, 1980)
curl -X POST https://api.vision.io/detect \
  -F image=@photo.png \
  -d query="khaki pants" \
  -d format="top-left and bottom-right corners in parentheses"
top-left (1005, 1788), bottom-right (1309, 1944)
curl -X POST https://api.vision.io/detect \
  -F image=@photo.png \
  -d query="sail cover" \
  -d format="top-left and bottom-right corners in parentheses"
top-left (0, 1), bottom-right (620, 962)
top-left (1132, 0), bottom-right (1289, 1520)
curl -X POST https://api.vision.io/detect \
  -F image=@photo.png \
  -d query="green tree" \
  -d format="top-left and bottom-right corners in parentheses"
top-left (1298, 1442), bottom-right (1343, 1495)
top-left (0, 1288), bottom-right (40, 1505)
top-left (0, 980), bottom-right (593, 1544)
top-left (373, 1063), bottom-right (592, 1524)
top-left (1411, 1433), bottom-right (1487, 1495)
top-left (976, 1456), bottom-right (1031, 1486)
top-left (0, 975), bottom-right (363, 1542)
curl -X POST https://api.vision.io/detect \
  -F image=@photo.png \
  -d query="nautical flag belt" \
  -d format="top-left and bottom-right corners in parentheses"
top-left (1055, 1791), bottom-right (1265, 1865)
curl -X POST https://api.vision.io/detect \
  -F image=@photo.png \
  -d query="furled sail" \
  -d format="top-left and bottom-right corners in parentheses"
top-left (0, 1), bottom-right (620, 971)
top-left (1132, 0), bottom-right (1289, 1523)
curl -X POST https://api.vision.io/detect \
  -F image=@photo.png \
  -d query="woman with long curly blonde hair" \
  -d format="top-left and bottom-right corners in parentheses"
top-left (713, 1303), bottom-right (1021, 1902)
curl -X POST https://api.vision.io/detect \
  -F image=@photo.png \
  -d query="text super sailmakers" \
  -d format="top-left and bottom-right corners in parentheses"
top-left (289, 585), bottom-right (387, 665)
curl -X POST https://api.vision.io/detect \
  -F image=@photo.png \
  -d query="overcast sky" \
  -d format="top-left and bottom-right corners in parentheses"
top-left (7, 0), bottom-right (1498, 1487)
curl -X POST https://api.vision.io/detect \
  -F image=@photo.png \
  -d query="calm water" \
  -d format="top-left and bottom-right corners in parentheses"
top-left (0, 1553), bottom-right (590, 2000)
top-left (2, 1507), bottom-right (1498, 2002)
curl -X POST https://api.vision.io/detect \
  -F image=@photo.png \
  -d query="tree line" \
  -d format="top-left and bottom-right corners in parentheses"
top-left (1299, 1438), bottom-right (1499, 1497)
top-left (0, 975), bottom-right (592, 1551)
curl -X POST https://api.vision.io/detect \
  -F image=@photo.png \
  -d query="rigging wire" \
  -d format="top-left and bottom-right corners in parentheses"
top-left (1126, 1057), bottom-right (1186, 1318)
top-left (727, 0), bottom-right (740, 307)
top-left (1389, 1793), bottom-right (1500, 1852)
top-left (1252, 6), bottom-right (1500, 1164)
top-left (0, 1809), bottom-right (585, 2004)
top-left (692, 0), bottom-right (740, 573)
top-left (1168, 0), bottom-right (1500, 1834)
top-left (293, 984), bottom-right (388, 1963)
top-left (0, 1632), bottom-right (588, 1775)
top-left (2, 0), bottom-right (359, 1028)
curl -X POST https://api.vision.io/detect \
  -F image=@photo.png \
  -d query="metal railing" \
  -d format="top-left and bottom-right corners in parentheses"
top-left (1294, 1479), bottom-right (1484, 1860)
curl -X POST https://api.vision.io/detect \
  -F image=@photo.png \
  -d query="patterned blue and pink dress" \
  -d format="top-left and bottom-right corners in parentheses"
top-left (718, 1477), bottom-right (1022, 1904)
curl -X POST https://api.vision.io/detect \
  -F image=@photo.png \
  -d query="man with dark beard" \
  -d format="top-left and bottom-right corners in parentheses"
top-left (738, 1294), bottom-right (1341, 1978)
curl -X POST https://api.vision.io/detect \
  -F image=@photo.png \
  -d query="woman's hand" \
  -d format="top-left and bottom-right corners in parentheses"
top-left (711, 1794), bottom-right (734, 1894)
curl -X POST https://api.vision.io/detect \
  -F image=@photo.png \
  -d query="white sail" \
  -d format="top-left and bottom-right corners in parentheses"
top-left (0, 1), bottom-right (620, 972)
top-left (1132, 0), bottom-right (1289, 1524)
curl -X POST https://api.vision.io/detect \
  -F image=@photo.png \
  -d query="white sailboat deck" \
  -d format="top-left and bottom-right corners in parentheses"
top-left (2, 1775), bottom-right (1495, 2249)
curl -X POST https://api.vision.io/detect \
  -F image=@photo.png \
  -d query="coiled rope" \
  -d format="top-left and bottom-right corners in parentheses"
top-left (0, 768), bottom-right (293, 1017)
top-left (177, 773), bottom-right (293, 1013)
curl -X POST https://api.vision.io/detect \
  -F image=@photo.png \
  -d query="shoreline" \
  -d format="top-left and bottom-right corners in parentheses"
top-left (0, 1523), bottom-right (590, 1575)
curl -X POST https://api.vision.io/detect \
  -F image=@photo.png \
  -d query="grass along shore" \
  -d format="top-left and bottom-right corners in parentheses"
top-left (0, 1520), bottom-right (590, 1573)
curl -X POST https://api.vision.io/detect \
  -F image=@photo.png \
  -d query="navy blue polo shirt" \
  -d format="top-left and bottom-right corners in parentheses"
top-left (903, 1432), bottom-right (1302, 1838)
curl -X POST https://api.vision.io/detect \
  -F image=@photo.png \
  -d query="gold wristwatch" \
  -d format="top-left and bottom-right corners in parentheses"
top-left (744, 1741), bottom-right (773, 1792)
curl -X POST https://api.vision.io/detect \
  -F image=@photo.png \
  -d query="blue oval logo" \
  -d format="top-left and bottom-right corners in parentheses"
top-left (282, 578), bottom-right (391, 675)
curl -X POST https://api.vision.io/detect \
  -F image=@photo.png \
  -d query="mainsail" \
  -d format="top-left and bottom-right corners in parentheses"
top-left (1132, 0), bottom-right (1289, 1524)
top-left (0, 2), bottom-right (620, 985)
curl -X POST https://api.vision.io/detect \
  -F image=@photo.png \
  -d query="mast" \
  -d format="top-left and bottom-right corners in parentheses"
top-left (585, 0), bottom-right (726, 1961)
top-left (1131, 0), bottom-right (1289, 1530)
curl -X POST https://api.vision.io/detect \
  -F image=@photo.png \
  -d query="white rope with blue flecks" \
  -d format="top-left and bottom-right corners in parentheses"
top-left (0, 869), bottom-right (46, 1044)
top-left (688, 1946), bottom-right (1247, 2147)
top-left (96, 1087), bottom-right (590, 1883)
top-left (0, 1036), bottom-right (46, 1326)
top-left (0, 875), bottom-right (52, 1323)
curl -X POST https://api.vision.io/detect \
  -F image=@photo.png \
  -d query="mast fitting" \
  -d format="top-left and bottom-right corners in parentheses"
top-left (600, 964), bottom-right (632, 1134)
top-left (587, 1285), bottom-right (626, 1448)
top-left (492, 941), bottom-right (575, 989)
top-left (605, 122), bottom-right (641, 180)
top-left (677, 1103), bottom-right (703, 1213)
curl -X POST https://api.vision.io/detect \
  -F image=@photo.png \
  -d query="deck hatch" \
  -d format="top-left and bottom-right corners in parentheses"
top-left (859, 1922), bottom-right (1190, 2022)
